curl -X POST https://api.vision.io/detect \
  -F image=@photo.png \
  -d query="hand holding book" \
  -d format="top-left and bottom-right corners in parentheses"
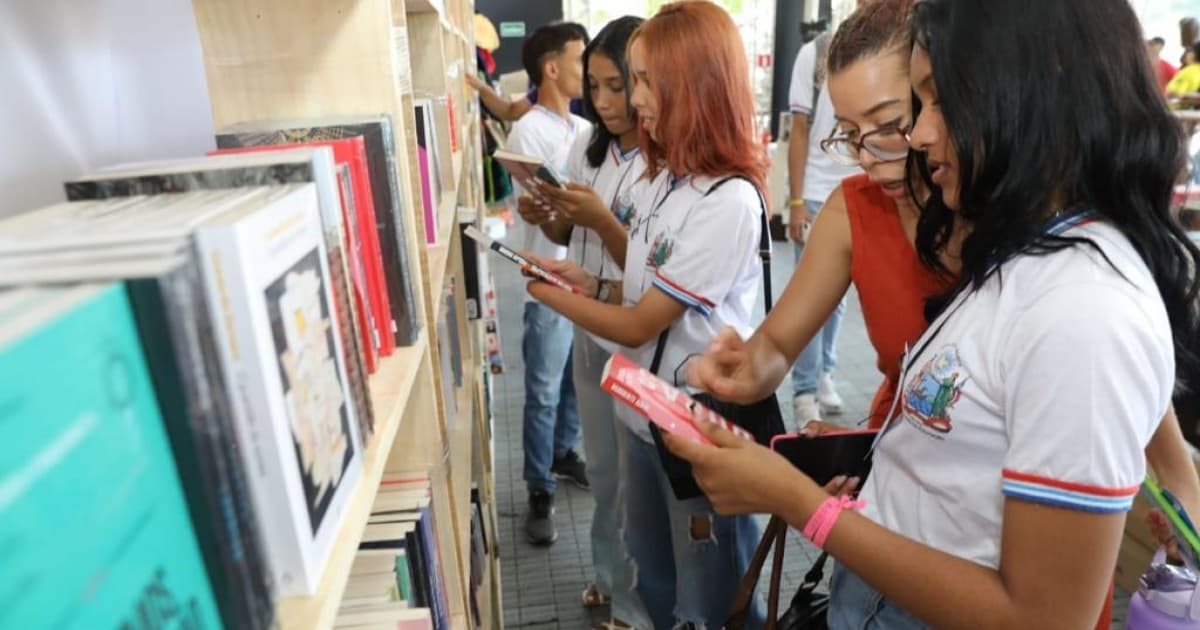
top-left (533, 181), bottom-right (611, 230)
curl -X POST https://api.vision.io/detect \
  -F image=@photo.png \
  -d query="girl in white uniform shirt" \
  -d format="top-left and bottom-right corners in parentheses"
top-left (527, 2), bottom-right (768, 627)
top-left (665, 0), bottom-right (1200, 628)
top-left (519, 15), bottom-right (650, 630)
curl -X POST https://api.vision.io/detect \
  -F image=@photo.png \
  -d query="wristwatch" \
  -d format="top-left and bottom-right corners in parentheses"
top-left (595, 278), bottom-right (613, 303)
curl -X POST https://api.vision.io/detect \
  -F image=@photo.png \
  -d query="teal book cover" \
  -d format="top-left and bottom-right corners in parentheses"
top-left (0, 284), bottom-right (223, 629)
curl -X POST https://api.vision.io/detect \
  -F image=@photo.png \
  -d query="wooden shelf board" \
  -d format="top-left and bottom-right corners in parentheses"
top-left (406, 0), bottom-right (445, 17)
top-left (276, 332), bottom-right (428, 630)
top-left (428, 191), bottom-right (460, 319)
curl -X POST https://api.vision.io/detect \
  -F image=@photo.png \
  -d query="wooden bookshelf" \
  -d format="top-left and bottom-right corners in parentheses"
top-left (189, 0), bottom-right (499, 627)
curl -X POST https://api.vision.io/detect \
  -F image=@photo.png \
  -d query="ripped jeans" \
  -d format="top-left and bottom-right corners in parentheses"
top-left (620, 424), bottom-right (765, 629)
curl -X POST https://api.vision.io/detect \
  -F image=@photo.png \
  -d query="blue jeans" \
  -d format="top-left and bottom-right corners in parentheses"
top-left (573, 331), bottom-right (651, 627)
top-left (828, 563), bottom-right (928, 629)
top-left (620, 424), bottom-right (765, 629)
top-left (522, 302), bottom-right (580, 494)
top-left (792, 200), bottom-right (846, 397)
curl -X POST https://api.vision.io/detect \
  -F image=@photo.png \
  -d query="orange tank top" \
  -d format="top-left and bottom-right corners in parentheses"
top-left (843, 174), bottom-right (951, 429)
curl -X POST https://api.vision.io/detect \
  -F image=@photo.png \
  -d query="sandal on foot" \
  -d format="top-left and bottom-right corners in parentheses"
top-left (592, 619), bottom-right (634, 630)
top-left (581, 582), bottom-right (611, 608)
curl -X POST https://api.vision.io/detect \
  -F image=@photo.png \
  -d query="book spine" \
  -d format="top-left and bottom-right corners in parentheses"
top-left (126, 265), bottom-right (276, 630)
top-left (349, 149), bottom-right (397, 358)
top-left (196, 227), bottom-right (311, 596)
top-left (458, 220), bottom-right (481, 320)
top-left (335, 165), bottom-right (381, 374)
top-left (373, 117), bottom-right (422, 347)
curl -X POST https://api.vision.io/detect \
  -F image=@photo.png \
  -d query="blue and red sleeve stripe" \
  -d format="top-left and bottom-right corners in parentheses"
top-left (653, 271), bottom-right (716, 317)
top-left (1001, 469), bottom-right (1138, 514)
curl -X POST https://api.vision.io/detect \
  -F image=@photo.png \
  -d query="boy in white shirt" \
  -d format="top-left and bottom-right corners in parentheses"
top-left (503, 21), bottom-right (590, 546)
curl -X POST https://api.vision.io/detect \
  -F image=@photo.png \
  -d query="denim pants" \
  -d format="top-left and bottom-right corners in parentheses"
top-left (791, 199), bottom-right (846, 397)
top-left (828, 563), bottom-right (928, 630)
top-left (522, 302), bottom-right (580, 494)
top-left (572, 331), bottom-right (651, 627)
top-left (620, 424), bottom-right (765, 629)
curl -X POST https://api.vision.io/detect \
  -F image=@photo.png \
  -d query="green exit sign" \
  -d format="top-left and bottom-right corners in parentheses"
top-left (499, 21), bottom-right (526, 38)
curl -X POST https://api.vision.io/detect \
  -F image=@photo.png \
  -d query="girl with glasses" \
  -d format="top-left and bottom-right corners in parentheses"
top-left (670, 0), bottom-right (1200, 627)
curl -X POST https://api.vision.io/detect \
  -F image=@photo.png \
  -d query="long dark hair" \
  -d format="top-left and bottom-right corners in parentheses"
top-left (581, 16), bottom-right (643, 168)
top-left (910, 0), bottom-right (1200, 437)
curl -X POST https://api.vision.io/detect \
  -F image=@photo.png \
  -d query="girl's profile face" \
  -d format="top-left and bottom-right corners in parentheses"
top-left (628, 39), bottom-right (660, 141)
top-left (826, 49), bottom-right (912, 199)
top-left (588, 52), bottom-right (635, 138)
top-left (908, 45), bottom-right (961, 211)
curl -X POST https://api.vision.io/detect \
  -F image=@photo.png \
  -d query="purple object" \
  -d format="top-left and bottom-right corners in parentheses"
top-left (1127, 548), bottom-right (1200, 629)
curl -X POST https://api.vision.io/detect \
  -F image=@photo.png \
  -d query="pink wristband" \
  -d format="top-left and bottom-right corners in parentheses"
top-left (802, 495), bottom-right (865, 549)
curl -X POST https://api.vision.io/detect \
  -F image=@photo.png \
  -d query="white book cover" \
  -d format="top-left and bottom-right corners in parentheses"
top-left (195, 182), bottom-right (363, 596)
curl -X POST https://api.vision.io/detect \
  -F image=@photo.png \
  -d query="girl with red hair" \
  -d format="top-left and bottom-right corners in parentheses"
top-left (526, 1), bottom-right (769, 626)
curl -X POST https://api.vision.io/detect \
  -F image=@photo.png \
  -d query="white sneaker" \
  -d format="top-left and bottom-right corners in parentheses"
top-left (818, 373), bottom-right (844, 415)
top-left (793, 393), bottom-right (821, 424)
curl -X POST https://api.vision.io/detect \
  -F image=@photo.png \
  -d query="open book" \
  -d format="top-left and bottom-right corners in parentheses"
top-left (491, 149), bottom-right (568, 189)
top-left (601, 353), bottom-right (752, 445)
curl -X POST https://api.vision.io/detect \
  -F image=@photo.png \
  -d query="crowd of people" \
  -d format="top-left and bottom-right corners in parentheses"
top-left (469, 1), bottom-right (1200, 628)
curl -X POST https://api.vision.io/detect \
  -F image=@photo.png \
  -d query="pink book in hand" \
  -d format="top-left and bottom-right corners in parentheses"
top-left (600, 353), bottom-right (752, 445)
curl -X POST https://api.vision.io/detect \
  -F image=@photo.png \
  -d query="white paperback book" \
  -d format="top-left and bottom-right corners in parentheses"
top-left (194, 182), bottom-right (363, 596)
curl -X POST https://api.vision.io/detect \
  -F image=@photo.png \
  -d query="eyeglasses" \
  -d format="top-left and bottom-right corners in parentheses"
top-left (820, 124), bottom-right (912, 167)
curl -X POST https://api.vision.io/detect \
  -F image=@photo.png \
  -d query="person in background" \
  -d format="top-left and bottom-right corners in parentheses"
top-left (467, 22), bottom-right (588, 122)
top-left (517, 15), bottom-right (651, 629)
top-left (503, 21), bottom-right (591, 547)
top-left (1167, 41), bottom-right (1200, 97)
top-left (785, 23), bottom-right (860, 425)
top-left (526, 2), bottom-right (769, 626)
top-left (1149, 37), bottom-right (1179, 93)
top-left (672, 0), bottom-right (1200, 625)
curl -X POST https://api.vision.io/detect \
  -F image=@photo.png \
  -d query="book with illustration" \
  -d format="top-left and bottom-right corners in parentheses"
top-left (194, 183), bottom-right (364, 596)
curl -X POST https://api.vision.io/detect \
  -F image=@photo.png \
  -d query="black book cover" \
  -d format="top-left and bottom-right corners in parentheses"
top-left (215, 117), bottom-right (422, 347)
top-left (458, 220), bottom-right (482, 320)
top-left (125, 258), bottom-right (275, 630)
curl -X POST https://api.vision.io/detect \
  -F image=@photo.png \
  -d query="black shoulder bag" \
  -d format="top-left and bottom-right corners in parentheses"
top-left (646, 176), bottom-right (787, 501)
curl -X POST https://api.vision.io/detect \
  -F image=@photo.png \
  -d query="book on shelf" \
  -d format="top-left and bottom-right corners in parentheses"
top-left (193, 184), bottom-right (364, 596)
top-left (413, 100), bottom-right (442, 245)
top-left (64, 147), bottom-right (378, 441)
top-left (216, 115), bottom-right (422, 348)
top-left (0, 284), bottom-right (222, 630)
top-left (0, 190), bottom-right (276, 630)
top-left (457, 209), bottom-right (482, 320)
top-left (352, 472), bottom-right (450, 630)
top-left (208, 137), bottom-right (396, 364)
top-left (0, 185), bottom-right (368, 598)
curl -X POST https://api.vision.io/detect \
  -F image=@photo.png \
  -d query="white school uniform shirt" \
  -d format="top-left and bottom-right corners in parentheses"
top-left (788, 40), bottom-right (857, 205)
top-left (858, 216), bottom-right (1173, 570)
top-left (617, 169), bottom-right (765, 442)
top-left (503, 105), bottom-right (589, 301)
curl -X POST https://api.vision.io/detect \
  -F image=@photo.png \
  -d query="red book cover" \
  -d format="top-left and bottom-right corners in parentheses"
top-left (211, 138), bottom-right (397, 357)
top-left (600, 353), bottom-right (752, 445)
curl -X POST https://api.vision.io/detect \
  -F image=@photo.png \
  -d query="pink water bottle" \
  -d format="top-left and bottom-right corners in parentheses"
top-left (1126, 548), bottom-right (1200, 629)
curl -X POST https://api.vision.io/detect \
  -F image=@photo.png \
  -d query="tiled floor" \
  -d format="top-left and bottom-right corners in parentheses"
top-left (486, 242), bottom-right (1128, 629)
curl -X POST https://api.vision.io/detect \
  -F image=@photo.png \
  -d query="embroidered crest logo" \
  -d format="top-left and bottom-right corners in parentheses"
top-left (646, 233), bottom-right (675, 269)
top-left (902, 345), bottom-right (969, 434)
top-left (614, 192), bottom-right (636, 228)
